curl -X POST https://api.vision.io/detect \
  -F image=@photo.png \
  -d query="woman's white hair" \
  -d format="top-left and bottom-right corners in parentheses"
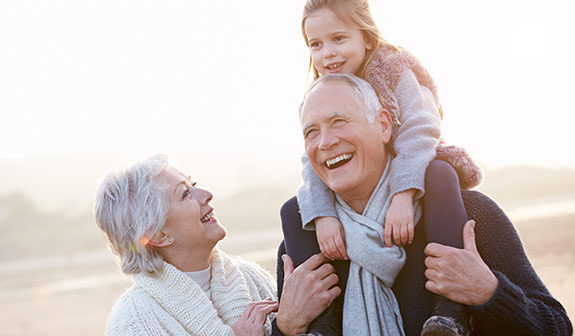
top-left (93, 154), bottom-right (170, 276)
top-left (299, 73), bottom-right (384, 122)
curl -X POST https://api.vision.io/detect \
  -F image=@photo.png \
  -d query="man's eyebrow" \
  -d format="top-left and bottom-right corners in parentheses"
top-left (302, 121), bottom-right (316, 130)
top-left (302, 112), bottom-right (349, 130)
top-left (327, 112), bottom-right (349, 120)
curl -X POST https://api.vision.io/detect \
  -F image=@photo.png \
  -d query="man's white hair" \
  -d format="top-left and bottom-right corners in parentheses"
top-left (93, 154), bottom-right (170, 276)
top-left (299, 73), bottom-right (383, 123)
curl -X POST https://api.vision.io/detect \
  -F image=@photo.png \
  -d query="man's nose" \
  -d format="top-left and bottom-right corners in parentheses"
top-left (318, 129), bottom-right (339, 150)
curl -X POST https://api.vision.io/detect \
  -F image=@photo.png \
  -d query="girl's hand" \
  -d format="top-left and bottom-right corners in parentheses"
top-left (315, 216), bottom-right (348, 260)
top-left (232, 298), bottom-right (278, 336)
top-left (384, 189), bottom-right (416, 247)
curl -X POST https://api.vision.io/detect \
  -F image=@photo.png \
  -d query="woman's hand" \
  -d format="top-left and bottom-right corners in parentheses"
top-left (315, 216), bottom-right (348, 260)
top-left (232, 298), bottom-right (278, 336)
top-left (384, 189), bottom-right (416, 247)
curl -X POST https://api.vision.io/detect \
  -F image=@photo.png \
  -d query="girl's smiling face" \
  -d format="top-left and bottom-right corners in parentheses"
top-left (304, 8), bottom-right (372, 76)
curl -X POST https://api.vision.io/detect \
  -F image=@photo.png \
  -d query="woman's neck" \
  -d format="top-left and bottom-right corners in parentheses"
top-left (161, 245), bottom-right (214, 272)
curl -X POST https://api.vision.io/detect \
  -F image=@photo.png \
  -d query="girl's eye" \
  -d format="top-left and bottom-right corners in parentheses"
top-left (309, 41), bottom-right (321, 49)
top-left (334, 35), bottom-right (345, 42)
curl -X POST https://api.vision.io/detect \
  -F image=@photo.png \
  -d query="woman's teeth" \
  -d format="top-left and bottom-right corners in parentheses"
top-left (201, 212), bottom-right (214, 223)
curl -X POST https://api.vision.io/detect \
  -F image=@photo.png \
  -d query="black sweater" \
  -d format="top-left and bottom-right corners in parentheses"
top-left (273, 190), bottom-right (572, 335)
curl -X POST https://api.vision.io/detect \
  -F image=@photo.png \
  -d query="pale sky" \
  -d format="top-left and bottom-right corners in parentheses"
top-left (1, 0), bottom-right (574, 210)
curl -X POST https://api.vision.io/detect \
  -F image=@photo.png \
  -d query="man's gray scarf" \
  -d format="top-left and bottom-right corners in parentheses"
top-left (336, 159), bottom-right (422, 336)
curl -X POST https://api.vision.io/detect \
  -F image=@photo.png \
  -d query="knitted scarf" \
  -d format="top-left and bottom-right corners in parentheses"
top-left (336, 159), bottom-right (422, 336)
top-left (132, 248), bottom-right (274, 335)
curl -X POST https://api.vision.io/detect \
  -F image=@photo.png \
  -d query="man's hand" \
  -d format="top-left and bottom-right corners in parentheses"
top-left (276, 253), bottom-right (341, 336)
top-left (384, 189), bottom-right (416, 247)
top-left (424, 220), bottom-right (499, 306)
top-left (316, 216), bottom-right (348, 260)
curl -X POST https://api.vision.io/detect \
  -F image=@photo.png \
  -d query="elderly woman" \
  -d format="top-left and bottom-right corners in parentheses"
top-left (94, 155), bottom-right (278, 335)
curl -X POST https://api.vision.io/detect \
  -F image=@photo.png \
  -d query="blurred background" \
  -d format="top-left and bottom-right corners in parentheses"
top-left (1, 0), bottom-right (574, 334)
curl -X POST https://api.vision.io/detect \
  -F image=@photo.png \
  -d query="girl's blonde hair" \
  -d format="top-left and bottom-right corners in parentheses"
top-left (302, 0), bottom-right (398, 80)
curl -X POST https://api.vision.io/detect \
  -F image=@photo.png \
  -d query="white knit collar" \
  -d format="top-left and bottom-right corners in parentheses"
top-left (184, 265), bottom-right (211, 295)
top-left (133, 248), bottom-right (252, 335)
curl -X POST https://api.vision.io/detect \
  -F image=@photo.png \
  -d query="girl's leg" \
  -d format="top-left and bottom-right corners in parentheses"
top-left (424, 159), bottom-right (468, 248)
top-left (422, 160), bottom-right (472, 336)
top-left (280, 196), bottom-right (321, 267)
top-left (279, 196), bottom-right (347, 335)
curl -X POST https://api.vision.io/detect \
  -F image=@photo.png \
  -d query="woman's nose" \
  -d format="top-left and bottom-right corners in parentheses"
top-left (198, 188), bottom-right (213, 206)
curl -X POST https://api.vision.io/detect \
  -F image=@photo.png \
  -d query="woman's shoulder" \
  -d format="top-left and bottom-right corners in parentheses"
top-left (105, 285), bottom-right (144, 334)
top-left (224, 252), bottom-right (274, 281)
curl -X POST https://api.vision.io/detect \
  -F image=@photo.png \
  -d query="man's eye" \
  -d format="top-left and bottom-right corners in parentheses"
top-left (304, 129), bottom-right (318, 139)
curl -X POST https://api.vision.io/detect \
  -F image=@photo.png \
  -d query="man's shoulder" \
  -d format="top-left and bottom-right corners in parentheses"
top-left (460, 190), bottom-right (508, 220)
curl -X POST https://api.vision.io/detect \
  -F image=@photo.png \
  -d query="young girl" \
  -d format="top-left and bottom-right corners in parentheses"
top-left (281, 0), bottom-right (483, 335)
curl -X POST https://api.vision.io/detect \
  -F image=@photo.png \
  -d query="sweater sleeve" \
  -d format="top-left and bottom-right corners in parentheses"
top-left (388, 69), bottom-right (441, 199)
top-left (465, 191), bottom-right (573, 336)
top-left (296, 153), bottom-right (338, 229)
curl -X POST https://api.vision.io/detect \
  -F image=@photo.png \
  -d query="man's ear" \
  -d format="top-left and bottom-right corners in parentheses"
top-left (147, 231), bottom-right (174, 248)
top-left (377, 108), bottom-right (394, 144)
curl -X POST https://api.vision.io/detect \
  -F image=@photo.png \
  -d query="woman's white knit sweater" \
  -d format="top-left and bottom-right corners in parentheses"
top-left (106, 248), bottom-right (277, 335)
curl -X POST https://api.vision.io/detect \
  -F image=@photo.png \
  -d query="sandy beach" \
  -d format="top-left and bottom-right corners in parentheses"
top-left (1, 206), bottom-right (573, 335)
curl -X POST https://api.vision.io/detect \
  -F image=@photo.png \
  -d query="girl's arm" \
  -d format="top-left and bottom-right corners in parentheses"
top-left (297, 153), bottom-right (337, 230)
top-left (389, 68), bottom-right (441, 200)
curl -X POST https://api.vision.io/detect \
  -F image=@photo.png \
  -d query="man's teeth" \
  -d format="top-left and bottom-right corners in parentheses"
top-left (325, 153), bottom-right (353, 168)
top-left (201, 212), bottom-right (214, 223)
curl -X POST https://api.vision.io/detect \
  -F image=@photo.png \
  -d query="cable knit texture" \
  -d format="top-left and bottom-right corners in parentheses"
top-left (275, 191), bottom-right (573, 335)
top-left (106, 248), bottom-right (277, 336)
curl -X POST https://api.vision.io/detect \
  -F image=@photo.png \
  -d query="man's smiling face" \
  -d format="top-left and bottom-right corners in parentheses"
top-left (300, 79), bottom-right (391, 208)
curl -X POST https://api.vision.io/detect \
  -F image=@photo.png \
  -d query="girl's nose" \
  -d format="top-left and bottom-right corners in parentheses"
top-left (323, 45), bottom-right (336, 59)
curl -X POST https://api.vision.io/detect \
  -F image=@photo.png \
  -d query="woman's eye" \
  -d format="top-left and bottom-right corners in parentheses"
top-left (182, 186), bottom-right (191, 199)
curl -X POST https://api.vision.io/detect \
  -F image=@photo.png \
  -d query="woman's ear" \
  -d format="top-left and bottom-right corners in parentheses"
top-left (147, 231), bottom-right (174, 248)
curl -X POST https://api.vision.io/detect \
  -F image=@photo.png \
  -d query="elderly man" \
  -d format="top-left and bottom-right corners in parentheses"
top-left (274, 74), bottom-right (572, 335)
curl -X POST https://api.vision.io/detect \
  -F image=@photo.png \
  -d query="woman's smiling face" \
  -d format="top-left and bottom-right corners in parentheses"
top-left (158, 167), bottom-right (226, 252)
